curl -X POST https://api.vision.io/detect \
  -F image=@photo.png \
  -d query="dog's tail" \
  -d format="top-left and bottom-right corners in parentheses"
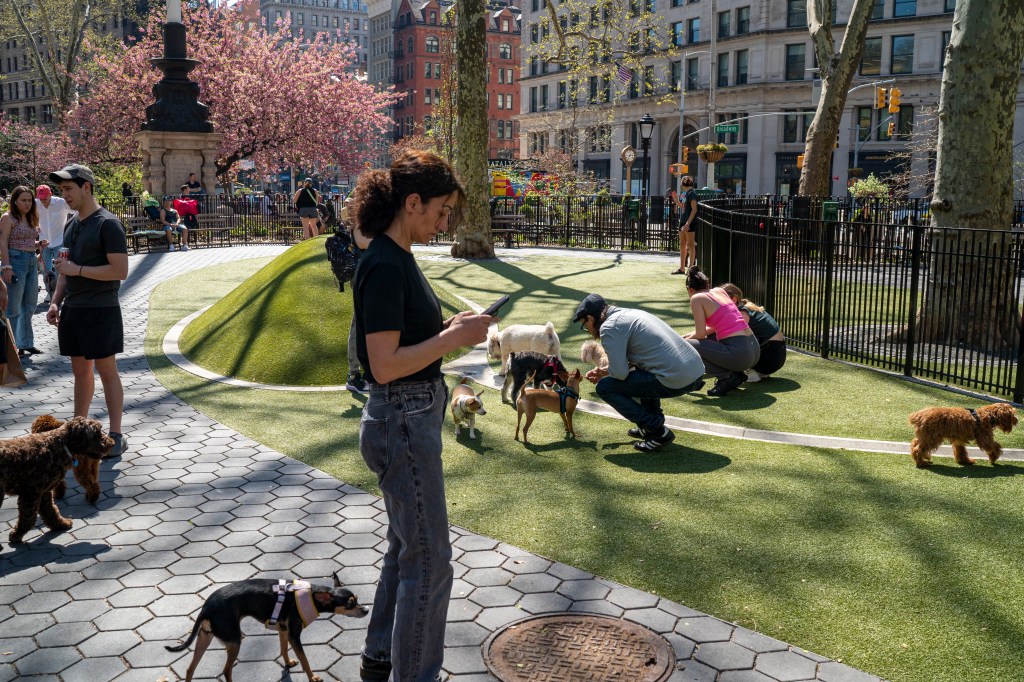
top-left (907, 410), bottom-right (927, 428)
top-left (165, 613), bottom-right (207, 652)
top-left (458, 376), bottom-right (470, 386)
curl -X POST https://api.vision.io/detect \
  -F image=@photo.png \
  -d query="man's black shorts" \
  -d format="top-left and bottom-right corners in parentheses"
top-left (58, 306), bottom-right (124, 360)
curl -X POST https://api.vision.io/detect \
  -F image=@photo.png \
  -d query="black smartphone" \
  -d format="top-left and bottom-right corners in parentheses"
top-left (481, 295), bottom-right (510, 317)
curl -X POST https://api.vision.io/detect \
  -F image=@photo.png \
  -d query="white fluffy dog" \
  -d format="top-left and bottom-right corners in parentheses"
top-left (580, 340), bottom-right (608, 369)
top-left (488, 322), bottom-right (560, 376)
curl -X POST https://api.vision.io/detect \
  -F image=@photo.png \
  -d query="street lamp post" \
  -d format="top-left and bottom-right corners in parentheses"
top-left (638, 114), bottom-right (655, 244)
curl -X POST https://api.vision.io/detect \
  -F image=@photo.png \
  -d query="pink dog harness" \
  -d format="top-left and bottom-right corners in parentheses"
top-left (266, 579), bottom-right (319, 628)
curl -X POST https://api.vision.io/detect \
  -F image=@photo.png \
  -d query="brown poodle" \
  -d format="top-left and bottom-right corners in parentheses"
top-left (32, 415), bottom-right (103, 504)
top-left (0, 416), bottom-right (113, 544)
top-left (908, 403), bottom-right (1018, 468)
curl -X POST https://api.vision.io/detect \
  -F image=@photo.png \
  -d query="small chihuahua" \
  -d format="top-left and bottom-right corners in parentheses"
top-left (451, 376), bottom-right (487, 439)
top-left (165, 574), bottom-right (368, 682)
top-left (515, 369), bottom-right (583, 444)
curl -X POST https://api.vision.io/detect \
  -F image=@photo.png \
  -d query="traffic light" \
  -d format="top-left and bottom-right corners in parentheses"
top-left (681, 146), bottom-right (690, 161)
top-left (888, 86), bottom-right (902, 114)
top-left (796, 154), bottom-right (804, 169)
top-left (875, 87), bottom-right (888, 109)
top-left (887, 120), bottom-right (896, 137)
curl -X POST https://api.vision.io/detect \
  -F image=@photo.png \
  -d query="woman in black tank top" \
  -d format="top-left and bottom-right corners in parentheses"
top-left (292, 178), bottom-right (321, 240)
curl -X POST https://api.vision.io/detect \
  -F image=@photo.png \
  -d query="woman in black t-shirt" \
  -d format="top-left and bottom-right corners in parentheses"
top-left (349, 149), bottom-right (493, 682)
top-left (672, 175), bottom-right (699, 275)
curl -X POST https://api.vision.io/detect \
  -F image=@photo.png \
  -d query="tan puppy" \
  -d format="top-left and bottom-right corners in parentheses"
top-left (908, 403), bottom-right (1018, 467)
top-left (450, 377), bottom-right (487, 439)
top-left (515, 369), bottom-right (583, 444)
top-left (580, 340), bottom-right (608, 370)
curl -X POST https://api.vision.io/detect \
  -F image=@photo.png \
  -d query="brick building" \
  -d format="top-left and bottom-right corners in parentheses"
top-left (391, 0), bottom-right (521, 160)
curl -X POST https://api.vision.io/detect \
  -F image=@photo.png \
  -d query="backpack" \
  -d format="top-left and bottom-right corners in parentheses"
top-left (325, 227), bottom-right (361, 292)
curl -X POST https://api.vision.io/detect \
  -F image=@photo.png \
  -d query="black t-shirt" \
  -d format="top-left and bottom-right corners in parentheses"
top-left (680, 189), bottom-right (698, 225)
top-left (187, 180), bottom-right (204, 195)
top-left (354, 235), bottom-right (443, 384)
top-left (62, 208), bottom-right (128, 308)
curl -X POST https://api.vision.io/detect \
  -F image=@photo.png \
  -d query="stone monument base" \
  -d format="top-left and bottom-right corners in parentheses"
top-left (136, 130), bottom-right (223, 198)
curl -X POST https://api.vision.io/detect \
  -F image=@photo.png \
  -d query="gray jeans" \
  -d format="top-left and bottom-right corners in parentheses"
top-left (360, 377), bottom-right (452, 682)
top-left (687, 333), bottom-right (761, 379)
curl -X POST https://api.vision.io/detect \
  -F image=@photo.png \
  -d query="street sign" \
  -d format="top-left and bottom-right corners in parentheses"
top-left (715, 124), bottom-right (739, 134)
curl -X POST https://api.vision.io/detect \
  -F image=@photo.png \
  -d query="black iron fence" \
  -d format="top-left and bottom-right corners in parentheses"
top-left (696, 196), bottom-right (1024, 402)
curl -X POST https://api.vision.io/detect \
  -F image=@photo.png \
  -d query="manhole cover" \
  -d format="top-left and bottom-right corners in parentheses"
top-left (482, 613), bottom-right (675, 681)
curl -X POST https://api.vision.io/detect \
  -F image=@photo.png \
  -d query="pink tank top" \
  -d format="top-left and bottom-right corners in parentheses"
top-left (7, 216), bottom-right (37, 252)
top-left (704, 289), bottom-right (748, 337)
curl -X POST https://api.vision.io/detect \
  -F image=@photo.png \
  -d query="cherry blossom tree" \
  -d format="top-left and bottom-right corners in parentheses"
top-left (66, 0), bottom-right (397, 179)
top-left (0, 118), bottom-right (74, 186)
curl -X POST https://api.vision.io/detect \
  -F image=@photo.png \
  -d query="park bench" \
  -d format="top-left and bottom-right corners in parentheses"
top-left (279, 212), bottom-right (305, 243)
top-left (490, 214), bottom-right (526, 248)
top-left (191, 215), bottom-right (233, 248)
top-left (123, 216), bottom-right (173, 253)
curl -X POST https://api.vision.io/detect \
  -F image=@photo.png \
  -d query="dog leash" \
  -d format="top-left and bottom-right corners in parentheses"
top-left (62, 444), bottom-right (77, 467)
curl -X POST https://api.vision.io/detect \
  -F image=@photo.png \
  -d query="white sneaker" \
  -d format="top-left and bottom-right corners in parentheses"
top-left (744, 369), bottom-right (762, 383)
top-left (169, 245), bottom-right (176, 252)
top-left (181, 244), bottom-right (189, 251)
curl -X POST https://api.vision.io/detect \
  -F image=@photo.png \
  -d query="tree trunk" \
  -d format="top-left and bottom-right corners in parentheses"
top-left (919, 0), bottom-right (1024, 351)
top-left (450, 0), bottom-right (494, 259)
top-left (798, 0), bottom-right (874, 197)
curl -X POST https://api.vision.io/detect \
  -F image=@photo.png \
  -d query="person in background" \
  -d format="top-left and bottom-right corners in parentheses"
top-left (36, 184), bottom-right (76, 303)
top-left (47, 163), bottom-right (130, 458)
top-left (720, 283), bottom-right (787, 382)
top-left (341, 196), bottom-right (370, 393)
top-left (574, 293), bottom-right (706, 452)
top-left (293, 178), bottom-right (321, 240)
top-left (186, 172), bottom-right (205, 196)
top-left (672, 176), bottom-right (699, 275)
top-left (351, 149), bottom-right (493, 682)
top-left (664, 187), bottom-right (683, 232)
top-left (175, 185), bottom-right (200, 232)
top-left (160, 197), bottom-right (189, 252)
top-left (0, 186), bottom-right (45, 356)
top-left (683, 266), bottom-right (760, 397)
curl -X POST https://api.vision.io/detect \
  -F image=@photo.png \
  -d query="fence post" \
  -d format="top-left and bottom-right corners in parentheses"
top-left (564, 196), bottom-right (571, 248)
top-left (820, 218), bottom-right (835, 359)
top-left (904, 225), bottom-right (923, 377)
top-left (764, 214), bottom-right (777, 314)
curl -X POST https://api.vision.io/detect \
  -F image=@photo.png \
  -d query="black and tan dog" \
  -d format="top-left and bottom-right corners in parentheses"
top-left (166, 574), bottom-right (368, 682)
top-left (501, 351), bottom-right (567, 404)
top-left (0, 416), bottom-right (113, 545)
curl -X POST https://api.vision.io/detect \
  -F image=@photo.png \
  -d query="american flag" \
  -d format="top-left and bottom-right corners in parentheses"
top-left (616, 62), bottom-right (633, 86)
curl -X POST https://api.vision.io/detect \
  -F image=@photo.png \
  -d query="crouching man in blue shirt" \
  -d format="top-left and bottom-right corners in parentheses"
top-left (574, 293), bottom-right (706, 452)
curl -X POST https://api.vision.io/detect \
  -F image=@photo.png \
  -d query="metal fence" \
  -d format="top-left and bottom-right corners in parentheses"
top-left (695, 196), bottom-right (1024, 402)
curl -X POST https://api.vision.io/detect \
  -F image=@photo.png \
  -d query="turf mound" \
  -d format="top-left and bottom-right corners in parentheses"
top-left (178, 238), bottom-right (465, 386)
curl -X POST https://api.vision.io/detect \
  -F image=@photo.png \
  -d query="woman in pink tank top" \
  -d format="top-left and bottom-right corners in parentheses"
top-left (682, 266), bottom-right (761, 397)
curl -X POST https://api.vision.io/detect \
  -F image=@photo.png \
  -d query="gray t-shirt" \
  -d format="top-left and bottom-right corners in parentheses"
top-left (600, 306), bottom-right (705, 389)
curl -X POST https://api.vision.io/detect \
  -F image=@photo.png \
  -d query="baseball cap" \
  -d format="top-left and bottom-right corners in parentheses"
top-left (573, 293), bottom-right (607, 323)
top-left (48, 164), bottom-right (96, 186)
top-left (36, 185), bottom-right (52, 200)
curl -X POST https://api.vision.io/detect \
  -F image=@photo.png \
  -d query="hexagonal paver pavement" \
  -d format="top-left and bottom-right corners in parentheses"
top-left (0, 246), bottom-right (882, 681)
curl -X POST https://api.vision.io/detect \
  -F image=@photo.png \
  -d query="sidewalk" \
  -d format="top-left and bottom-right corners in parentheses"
top-left (1, 245), bottom-right (880, 681)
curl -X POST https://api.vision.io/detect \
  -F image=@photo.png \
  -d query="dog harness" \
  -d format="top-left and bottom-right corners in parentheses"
top-left (968, 408), bottom-right (995, 427)
top-left (266, 579), bottom-right (319, 628)
top-left (542, 356), bottom-right (562, 377)
top-left (554, 384), bottom-right (579, 414)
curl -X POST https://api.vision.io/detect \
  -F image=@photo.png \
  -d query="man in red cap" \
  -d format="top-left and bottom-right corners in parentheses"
top-left (35, 184), bottom-right (76, 303)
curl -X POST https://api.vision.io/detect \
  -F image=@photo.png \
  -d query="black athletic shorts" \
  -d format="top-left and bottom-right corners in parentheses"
top-left (58, 306), bottom-right (124, 360)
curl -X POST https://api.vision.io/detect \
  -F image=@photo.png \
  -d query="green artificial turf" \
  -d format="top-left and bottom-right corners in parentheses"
top-left (176, 237), bottom-right (465, 385)
top-left (146, 254), bottom-right (1024, 682)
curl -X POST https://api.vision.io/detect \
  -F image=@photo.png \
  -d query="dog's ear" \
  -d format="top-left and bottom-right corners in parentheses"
top-left (333, 572), bottom-right (341, 587)
top-left (475, 389), bottom-right (484, 398)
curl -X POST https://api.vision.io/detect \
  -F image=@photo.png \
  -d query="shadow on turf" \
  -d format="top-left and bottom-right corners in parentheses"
top-left (603, 445), bottom-right (730, 474)
top-left (921, 461), bottom-right (1024, 478)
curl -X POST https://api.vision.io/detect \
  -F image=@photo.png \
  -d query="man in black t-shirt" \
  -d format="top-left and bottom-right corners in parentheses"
top-left (186, 172), bottom-right (205, 196)
top-left (46, 164), bottom-right (131, 458)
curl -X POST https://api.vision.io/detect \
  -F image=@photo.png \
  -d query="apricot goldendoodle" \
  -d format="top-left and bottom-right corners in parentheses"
top-left (908, 403), bottom-right (1018, 468)
top-left (32, 415), bottom-right (103, 504)
top-left (0, 416), bottom-right (113, 544)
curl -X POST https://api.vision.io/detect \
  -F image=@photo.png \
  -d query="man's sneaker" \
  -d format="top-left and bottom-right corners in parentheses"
top-left (744, 369), bottom-right (762, 383)
top-left (106, 433), bottom-right (128, 459)
top-left (181, 244), bottom-right (190, 251)
top-left (628, 427), bottom-right (644, 439)
top-left (346, 372), bottom-right (369, 393)
top-left (633, 426), bottom-right (675, 452)
top-left (168, 244), bottom-right (176, 252)
top-left (359, 655), bottom-right (391, 682)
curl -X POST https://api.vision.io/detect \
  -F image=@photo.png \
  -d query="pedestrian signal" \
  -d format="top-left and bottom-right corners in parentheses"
top-left (875, 87), bottom-right (888, 109)
top-left (888, 87), bottom-right (902, 113)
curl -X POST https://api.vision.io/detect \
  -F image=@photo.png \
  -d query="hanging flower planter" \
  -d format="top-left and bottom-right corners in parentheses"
top-left (697, 143), bottom-right (728, 163)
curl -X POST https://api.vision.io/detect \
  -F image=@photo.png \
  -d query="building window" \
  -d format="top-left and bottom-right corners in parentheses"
top-left (558, 81), bottom-right (567, 109)
top-left (507, 94), bottom-right (513, 110)
top-left (783, 111), bottom-right (813, 143)
top-left (686, 57), bottom-right (699, 89)
top-left (941, 30), bottom-right (951, 70)
top-left (41, 104), bottom-right (52, 124)
top-left (297, 13), bottom-right (304, 24)
top-left (311, 14), bottom-right (318, 26)
top-left (735, 50), bottom-right (748, 85)
top-left (425, 62), bottom-right (432, 78)
top-left (498, 120), bottom-right (505, 139)
top-left (498, 43), bottom-right (512, 59)
top-left (332, 16), bottom-right (338, 27)
top-left (671, 60), bottom-right (682, 91)
top-left (407, 37), bottom-right (413, 53)
top-left (430, 11), bottom-right (437, 24)
top-left (716, 113), bottom-right (747, 144)
top-left (736, 6), bottom-right (750, 34)
top-left (718, 11), bottom-right (730, 39)
top-left (530, 86), bottom-right (537, 112)
top-left (425, 36), bottom-right (439, 52)
top-left (896, 104), bottom-right (914, 140)
top-left (687, 18), bottom-right (699, 43)
top-left (785, 44), bottom-right (806, 81)
top-left (671, 22), bottom-right (683, 46)
top-left (717, 53), bottom-right (728, 87)
top-left (893, 0), bottom-right (916, 17)
top-left (506, 68), bottom-right (513, 85)
top-left (787, 0), bottom-right (807, 27)
top-left (26, 106), bottom-right (35, 123)
top-left (502, 18), bottom-right (510, 31)
top-left (891, 35), bottom-right (914, 74)
top-left (435, 63), bottom-right (441, 78)
top-left (860, 37), bottom-right (881, 76)
top-left (856, 106), bottom-right (872, 141)
top-left (945, 0), bottom-right (956, 11)
top-left (424, 89), bottom-right (431, 104)
top-left (540, 84), bottom-right (548, 111)
top-left (870, 0), bottom-right (884, 20)
top-left (671, 0), bottom-right (683, 6)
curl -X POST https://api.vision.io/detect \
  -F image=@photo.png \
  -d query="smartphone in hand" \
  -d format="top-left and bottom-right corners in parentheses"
top-left (481, 295), bottom-right (510, 317)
